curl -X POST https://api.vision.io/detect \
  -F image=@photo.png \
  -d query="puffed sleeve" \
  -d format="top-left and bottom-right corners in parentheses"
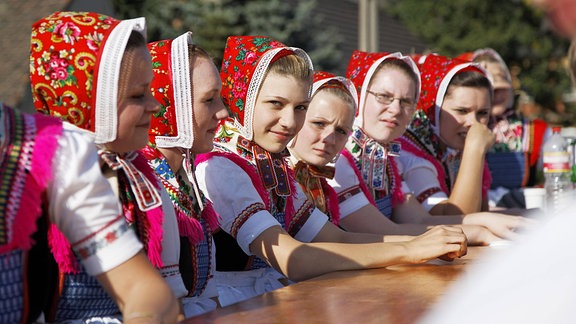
top-left (196, 156), bottom-right (282, 254)
top-left (397, 150), bottom-right (448, 211)
top-left (47, 124), bottom-right (142, 275)
top-left (196, 156), bottom-right (328, 254)
top-left (327, 156), bottom-right (371, 219)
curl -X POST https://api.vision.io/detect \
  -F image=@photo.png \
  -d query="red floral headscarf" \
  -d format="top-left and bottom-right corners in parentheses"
top-left (30, 11), bottom-right (147, 144)
top-left (220, 35), bottom-right (313, 140)
top-left (417, 53), bottom-right (491, 135)
top-left (345, 50), bottom-right (421, 129)
top-left (148, 32), bottom-right (195, 149)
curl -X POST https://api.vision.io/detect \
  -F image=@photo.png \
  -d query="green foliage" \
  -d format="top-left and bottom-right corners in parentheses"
top-left (112, 0), bottom-right (343, 72)
top-left (385, 0), bottom-right (574, 124)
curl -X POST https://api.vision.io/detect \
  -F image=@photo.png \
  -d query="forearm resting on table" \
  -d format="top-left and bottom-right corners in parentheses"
top-left (340, 204), bottom-right (431, 236)
top-left (96, 251), bottom-right (183, 323)
top-left (249, 225), bottom-right (465, 282)
top-left (251, 227), bottom-right (413, 282)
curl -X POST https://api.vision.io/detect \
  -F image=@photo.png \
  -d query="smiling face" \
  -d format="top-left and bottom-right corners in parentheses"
top-left (252, 72), bottom-right (311, 153)
top-left (362, 66), bottom-right (417, 144)
top-left (439, 86), bottom-right (491, 150)
top-left (191, 56), bottom-right (229, 153)
top-left (292, 89), bottom-right (355, 166)
top-left (107, 45), bottom-right (159, 154)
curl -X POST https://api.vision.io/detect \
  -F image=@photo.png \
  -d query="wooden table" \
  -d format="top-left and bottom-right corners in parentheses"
top-left (185, 247), bottom-right (491, 324)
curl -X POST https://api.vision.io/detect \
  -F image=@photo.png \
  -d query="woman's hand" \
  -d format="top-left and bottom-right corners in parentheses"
top-left (462, 212), bottom-right (535, 240)
top-left (459, 224), bottom-right (503, 246)
top-left (404, 225), bottom-right (468, 263)
top-left (465, 123), bottom-right (496, 153)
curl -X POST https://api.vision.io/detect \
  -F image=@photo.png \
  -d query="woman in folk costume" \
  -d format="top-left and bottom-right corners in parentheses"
top-left (329, 50), bottom-right (527, 240)
top-left (333, 52), bottom-right (419, 222)
top-left (195, 35), bottom-right (469, 307)
top-left (287, 71), bottom-right (356, 226)
top-left (398, 53), bottom-right (495, 215)
top-left (289, 71), bottom-right (460, 237)
top-left (459, 49), bottom-right (550, 208)
top-left (30, 11), bottom-right (185, 322)
top-left (0, 102), bottom-right (181, 323)
top-left (142, 32), bottom-right (228, 316)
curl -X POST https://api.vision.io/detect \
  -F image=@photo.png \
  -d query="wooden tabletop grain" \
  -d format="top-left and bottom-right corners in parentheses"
top-left (185, 246), bottom-right (492, 324)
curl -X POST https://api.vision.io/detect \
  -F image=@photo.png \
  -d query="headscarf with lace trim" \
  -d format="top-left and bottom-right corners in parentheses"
top-left (29, 11), bottom-right (164, 272)
top-left (206, 36), bottom-right (313, 228)
top-left (459, 49), bottom-right (521, 151)
top-left (399, 53), bottom-right (492, 200)
top-left (345, 51), bottom-right (420, 207)
top-left (290, 71), bottom-right (358, 225)
top-left (144, 32), bottom-right (219, 246)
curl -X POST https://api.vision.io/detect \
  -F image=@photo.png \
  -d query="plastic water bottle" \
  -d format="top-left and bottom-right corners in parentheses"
top-left (543, 126), bottom-right (573, 213)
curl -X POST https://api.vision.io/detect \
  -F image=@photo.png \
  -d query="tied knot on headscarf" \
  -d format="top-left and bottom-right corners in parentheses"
top-left (293, 161), bottom-right (335, 214)
top-left (351, 128), bottom-right (400, 191)
top-left (99, 150), bottom-right (163, 216)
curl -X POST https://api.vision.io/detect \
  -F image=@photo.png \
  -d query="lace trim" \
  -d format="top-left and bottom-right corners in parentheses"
top-left (235, 47), bottom-right (313, 140)
top-left (155, 32), bottom-right (195, 148)
top-left (94, 17), bottom-right (146, 144)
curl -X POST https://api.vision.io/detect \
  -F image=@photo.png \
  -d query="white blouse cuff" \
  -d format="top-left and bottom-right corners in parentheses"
top-left (236, 210), bottom-right (282, 255)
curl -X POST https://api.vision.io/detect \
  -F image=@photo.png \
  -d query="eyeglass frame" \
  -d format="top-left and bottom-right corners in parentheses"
top-left (366, 89), bottom-right (416, 111)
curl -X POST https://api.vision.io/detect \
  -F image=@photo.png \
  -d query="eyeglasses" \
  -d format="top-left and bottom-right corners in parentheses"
top-left (366, 90), bottom-right (415, 111)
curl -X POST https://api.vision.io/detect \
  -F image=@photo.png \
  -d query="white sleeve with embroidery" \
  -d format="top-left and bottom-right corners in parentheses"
top-left (196, 155), bottom-right (328, 254)
top-left (327, 156), bottom-right (371, 219)
top-left (196, 155), bottom-right (282, 254)
top-left (47, 123), bottom-right (142, 276)
top-left (397, 150), bottom-right (448, 211)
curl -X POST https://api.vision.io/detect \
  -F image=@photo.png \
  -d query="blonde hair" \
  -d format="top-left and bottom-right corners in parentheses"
top-left (316, 82), bottom-right (356, 115)
top-left (267, 53), bottom-right (313, 83)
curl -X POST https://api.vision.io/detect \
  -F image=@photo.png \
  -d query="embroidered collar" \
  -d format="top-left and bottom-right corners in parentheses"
top-left (348, 127), bottom-right (400, 191)
top-left (98, 150), bottom-right (162, 214)
top-left (214, 120), bottom-right (292, 197)
top-left (293, 160), bottom-right (335, 214)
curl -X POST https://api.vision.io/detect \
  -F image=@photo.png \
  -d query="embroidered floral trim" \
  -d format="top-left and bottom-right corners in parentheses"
top-left (345, 126), bottom-right (404, 207)
top-left (287, 199), bottom-right (315, 237)
top-left (416, 187), bottom-right (443, 204)
top-left (230, 203), bottom-right (266, 238)
top-left (159, 263), bottom-right (181, 278)
top-left (337, 186), bottom-right (363, 204)
top-left (73, 214), bottom-right (129, 260)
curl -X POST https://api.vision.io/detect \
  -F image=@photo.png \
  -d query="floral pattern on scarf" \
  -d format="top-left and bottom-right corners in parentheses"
top-left (219, 35), bottom-right (313, 140)
top-left (30, 11), bottom-right (146, 144)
